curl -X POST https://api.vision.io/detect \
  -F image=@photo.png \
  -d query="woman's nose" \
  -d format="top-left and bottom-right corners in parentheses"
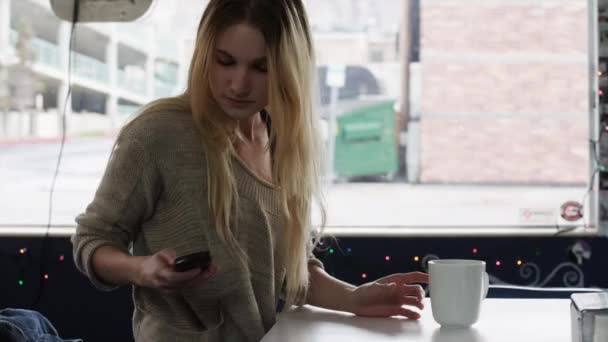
top-left (229, 67), bottom-right (251, 96)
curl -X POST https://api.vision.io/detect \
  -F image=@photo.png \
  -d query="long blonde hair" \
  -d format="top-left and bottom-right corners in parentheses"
top-left (132, 0), bottom-right (325, 308)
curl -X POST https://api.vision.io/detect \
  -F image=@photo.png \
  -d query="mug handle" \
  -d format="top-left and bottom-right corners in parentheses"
top-left (482, 271), bottom-right (489, 299)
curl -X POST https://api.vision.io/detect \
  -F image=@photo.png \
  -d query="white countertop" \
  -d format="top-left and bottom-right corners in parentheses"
top-left (261, 298), bottom-right (571, 342)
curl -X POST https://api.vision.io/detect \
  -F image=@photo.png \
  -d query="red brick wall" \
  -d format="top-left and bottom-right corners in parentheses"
top-left (418, 0), bottom-right (590, 184)
top-left (420, 117), bottom-right (588, 184)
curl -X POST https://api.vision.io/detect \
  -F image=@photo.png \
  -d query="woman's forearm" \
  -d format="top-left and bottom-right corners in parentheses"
top-left (306, 264), bottom-right (356, 313)
top-left (91, 245), bottom-right (146, 286)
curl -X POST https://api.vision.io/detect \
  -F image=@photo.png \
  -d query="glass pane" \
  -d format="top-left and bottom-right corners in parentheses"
top-left (311, 0), bottom-right (591, 231)
top-left (0, 0), bottom-right (591, 233)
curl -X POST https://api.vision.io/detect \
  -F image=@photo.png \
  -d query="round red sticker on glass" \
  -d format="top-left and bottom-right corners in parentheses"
top-left (560, 201), bottom-right (583, 221)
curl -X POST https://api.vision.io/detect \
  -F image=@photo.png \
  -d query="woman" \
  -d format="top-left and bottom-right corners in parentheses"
top-left (71, 0), bottom-right (428, 341)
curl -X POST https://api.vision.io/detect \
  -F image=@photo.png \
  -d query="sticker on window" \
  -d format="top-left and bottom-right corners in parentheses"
top-left (519, 208), bottom-right (556, 225)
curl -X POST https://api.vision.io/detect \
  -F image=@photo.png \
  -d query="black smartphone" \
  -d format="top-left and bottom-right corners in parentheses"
top-left (174, 251), bottom-right (212, 272)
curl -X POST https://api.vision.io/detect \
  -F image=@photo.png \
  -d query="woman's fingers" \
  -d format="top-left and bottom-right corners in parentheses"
top-left (373, 303), bottom-right (422, 319)
top-left (157, 265), bottom-right (201, 289)
top-left (183, 263), bottom-right (220, 287)
top-left (393, 284), bottom-right (424, 309)
top-left (169, 267), bottom-right (202, 283)
top-left (396, 306), bottom-right (422, 320)
top-left (377, 272), bottom-right (429, 285)
top-left (382, 282), bottom-right (424, 300)
top-left (401, 284), bottom-right (425, 301)
top-left (377, 283), bottom-right (424, 309)
top-left (156, 249), bottom-right (177, 265)
top-left (399, 295), bottom-right (424, 310)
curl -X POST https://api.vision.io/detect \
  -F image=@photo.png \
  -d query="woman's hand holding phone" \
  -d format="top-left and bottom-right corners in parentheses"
top-left (136, 249), bottom-right (218, 294)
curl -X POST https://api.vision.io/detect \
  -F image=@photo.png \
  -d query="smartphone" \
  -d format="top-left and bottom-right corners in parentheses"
top-left (174, 251), bottom-right (212, 273)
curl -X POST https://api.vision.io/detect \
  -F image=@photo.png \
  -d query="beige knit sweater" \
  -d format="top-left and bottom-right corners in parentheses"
top-left (71, 110), bottom-right (322, 342)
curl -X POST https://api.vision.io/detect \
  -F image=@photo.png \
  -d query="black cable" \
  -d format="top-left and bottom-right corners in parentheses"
top-left (554, 168), bottom-right (599, 236)
top-left (584, 127), bottom-right (606, 229)
top-left (31, 0), bottom-right (79, 309)
top-left (553, 132), bottom-right (603, 236)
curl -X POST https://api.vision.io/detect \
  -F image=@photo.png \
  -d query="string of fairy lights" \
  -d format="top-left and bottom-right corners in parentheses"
top-left (6, 247), bottom-right (67, 287)
top-left (321, 241), bottom-right (529, 281)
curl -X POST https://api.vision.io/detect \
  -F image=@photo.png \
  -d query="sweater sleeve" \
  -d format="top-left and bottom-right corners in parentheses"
top-left (71, 124), bottom-right (160, 291)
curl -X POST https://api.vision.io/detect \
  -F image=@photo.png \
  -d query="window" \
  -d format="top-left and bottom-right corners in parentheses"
top-left (0, 0), bottom-right (598, 237)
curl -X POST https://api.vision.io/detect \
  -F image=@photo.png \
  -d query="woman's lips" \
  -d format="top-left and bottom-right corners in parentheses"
top-left (225, 96), bottom-right (254, 107)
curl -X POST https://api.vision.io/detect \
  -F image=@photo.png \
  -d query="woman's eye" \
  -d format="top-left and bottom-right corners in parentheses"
top-left (217, 59), bottom-right (234, 66)
top-left (255, 64), bottom-right (268, 73)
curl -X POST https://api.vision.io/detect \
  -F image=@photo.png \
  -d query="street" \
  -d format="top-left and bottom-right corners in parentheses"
top-left (1, 136), bottom-right (113, 225)
top-left (0, 137), bottom-right (588, 233)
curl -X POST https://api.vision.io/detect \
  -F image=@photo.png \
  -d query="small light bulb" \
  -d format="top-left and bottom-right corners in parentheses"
top-left (473, 248), bottom-right (478, 254)
top-left (496, 261), bottom-right (501, 267)
top-left (43, 274), bottom-right (49, 280)
top-left (385, 256), bottom-right (390, 261)
top-left (517, 260), bottom-right (523, 266)
top-left (414, 256), bottom-right (420, 262)
top-left (361, 273), bottom-right (367, 279)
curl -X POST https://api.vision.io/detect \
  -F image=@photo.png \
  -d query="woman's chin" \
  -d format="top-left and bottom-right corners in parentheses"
top-left (221, 106), bottom-right (260, 120)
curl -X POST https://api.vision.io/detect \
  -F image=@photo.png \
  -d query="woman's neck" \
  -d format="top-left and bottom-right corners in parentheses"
top-left (237, 112), bottom-right (266, 144)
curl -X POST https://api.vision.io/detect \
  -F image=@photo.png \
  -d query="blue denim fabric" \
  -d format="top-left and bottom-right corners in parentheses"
top-left (0, 308), bottom-right (82, 342)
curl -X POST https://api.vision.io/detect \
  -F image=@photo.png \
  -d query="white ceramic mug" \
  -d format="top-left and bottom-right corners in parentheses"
top-left (428, 259), bottom-right (489, 327)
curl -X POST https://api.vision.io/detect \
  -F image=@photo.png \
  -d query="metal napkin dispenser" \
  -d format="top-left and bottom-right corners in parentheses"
top-left (571, 292), bottom-right (608, 342)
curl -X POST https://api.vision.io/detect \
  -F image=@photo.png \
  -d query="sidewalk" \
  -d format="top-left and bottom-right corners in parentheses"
top-left (0, 131), bottom-right (118, 146)
top-left (0, 134), bottom-right (588, 231)
top-left (0, 110), bottom-right (124, 147)
top-left (0, 135), bottom-right (71, 146)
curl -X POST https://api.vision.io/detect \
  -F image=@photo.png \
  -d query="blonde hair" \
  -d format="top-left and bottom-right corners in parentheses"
top-left (128, 0), bottom-right (325, 308)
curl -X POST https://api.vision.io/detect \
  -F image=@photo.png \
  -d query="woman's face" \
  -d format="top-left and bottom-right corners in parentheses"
top-left (209, 23), bottom-right (269, 121)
